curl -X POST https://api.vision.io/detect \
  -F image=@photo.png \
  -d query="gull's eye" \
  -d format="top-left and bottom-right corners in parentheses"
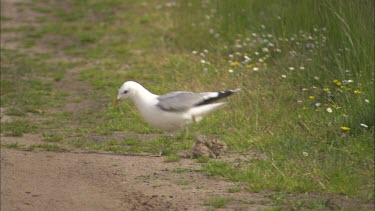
top-left (123, 90), bottom-right (128, 94)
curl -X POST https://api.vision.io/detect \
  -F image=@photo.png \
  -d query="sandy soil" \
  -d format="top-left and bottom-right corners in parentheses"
top-left (1, 148), bottom-right (271, 211)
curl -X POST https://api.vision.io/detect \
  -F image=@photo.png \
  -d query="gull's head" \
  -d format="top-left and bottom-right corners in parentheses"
top-left (117, 81), bottom-right (142, 100)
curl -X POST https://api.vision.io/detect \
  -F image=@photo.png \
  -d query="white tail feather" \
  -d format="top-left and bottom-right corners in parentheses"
top-left (190, 102), bottom-right (227, 122)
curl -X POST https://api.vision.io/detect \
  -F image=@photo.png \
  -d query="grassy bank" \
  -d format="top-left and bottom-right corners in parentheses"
top-left (171, 0), bottom-right (374, 199)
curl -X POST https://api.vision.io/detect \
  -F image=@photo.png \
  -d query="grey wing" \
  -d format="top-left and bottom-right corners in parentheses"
top-left (157, 91), bottom-right (217, 112)
top-left (156, 88), bottom-right (240, 112)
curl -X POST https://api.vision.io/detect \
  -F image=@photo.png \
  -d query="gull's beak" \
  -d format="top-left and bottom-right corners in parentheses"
top-left (112, 96), bottom-right (121, 107)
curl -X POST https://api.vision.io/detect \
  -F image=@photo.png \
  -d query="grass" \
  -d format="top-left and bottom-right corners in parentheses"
top-left (227, 185), bottom-right (242, 193)
top-left (205, 197), bottom-right (231, 208)
top-left (1, 142), bottom-right (68, 152)
top-left (164, 154), bottom-right (181, 163)
top-left (42, 133), bottom-right (64, 143)
top-left (0, 0), bottom-right (373, 207)
top-left (0, 49), bottom-right (68, 114)
top-left (1, 142), bottom-right (23, 149)
top-left (171, 168), bottom-right (192, 173)
top-left (0, 120), bottom-right (37, 136)
top-left (176, 180), bottom-right (190, 186)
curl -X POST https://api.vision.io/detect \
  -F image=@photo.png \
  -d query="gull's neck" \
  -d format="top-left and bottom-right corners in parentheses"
top-left (131, 85), bottom-right (158, 110)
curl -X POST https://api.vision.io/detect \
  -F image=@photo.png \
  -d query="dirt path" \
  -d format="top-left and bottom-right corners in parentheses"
top-left (1, 149), bottom-right (270, 210)
top-left (0, 0), bottom-right (272, 210)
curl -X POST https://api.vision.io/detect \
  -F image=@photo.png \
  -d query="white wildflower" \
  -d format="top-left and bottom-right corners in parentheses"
top-left (360, 123), bottom-right (369, 128)
top-left (300, 66), bottom-right (305, 70)
top-left (326, 107), bottom-right (333, 113)
top-left (365, 99), bottom-right (369, 103)
top-left (192, 50), bottom-right (197, 54)
top-left (253, 67), bottom-right (259, 71)
top-left (343, 79), bottom-right (354, 84)
top-left (289, 67), bottom-right (295, 71)
top-left (228, 69), bottom-right (234, 73)
top-left (314, 76), bottom-right (319, 80)
top-left (281, 74), bottom-right (287, 78)
top-left (302, 152), bottom-right (308, 157)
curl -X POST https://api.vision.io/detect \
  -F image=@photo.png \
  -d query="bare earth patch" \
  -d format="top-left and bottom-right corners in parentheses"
top-left (1, 149), bottom-right (270, 210)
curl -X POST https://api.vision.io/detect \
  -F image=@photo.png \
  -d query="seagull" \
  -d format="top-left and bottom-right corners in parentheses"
top-left (117, 81), bottom-right (240, 134)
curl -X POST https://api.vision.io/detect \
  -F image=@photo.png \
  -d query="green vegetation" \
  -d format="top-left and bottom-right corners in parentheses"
top-left (205, 197), bottom-right (231, 208)
top-left (171, 0), bottom-right (374, 200)
top-left (0, 0), bottom-right (373, 207)
top-left (171, 168), bottom-right (192, 174)
top-left (164, 154), bottom-right (181, 163)
top-left (1, 142), bottom-right (68, 152)
top-left (1, 120), bottom-right (37, 136)
top-left (42, 133), bottom-right (64, 143)
top-left (1, 142), bottom-right (23, 149)
top-left (0, 49), bottom-right (68, 114)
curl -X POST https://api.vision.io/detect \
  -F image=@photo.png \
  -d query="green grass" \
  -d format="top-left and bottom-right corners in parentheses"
top-left (170, 0), bottom-right (374, 200)
top-left (171, 168), bottom-right (192, 173)
top-left (176, 180), bottom-right (190, 186)
top-left (164, 154), bottom-right (180, 163)
top-left (0, 0), bottom-right (373, 205)
top-left (42, 133), bottom-right (64, 143)
top-left (0, 120), bottom-right (37, 136)
top-left (0, 142), bottom-right (67, 152)
top-left (205, 197), bottom-right (231, 208)
top-left (1, 142), bottom-right (23, 149)
top-left (0, 49), bottom-right (68, 114)
top-left (227, 185), bottom-right (242, 193)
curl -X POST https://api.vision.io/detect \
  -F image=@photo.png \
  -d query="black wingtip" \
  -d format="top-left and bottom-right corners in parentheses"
top-left (196, 88), bottom-right (241, 106)
top-left (217, 88), bottom-right (241, 98)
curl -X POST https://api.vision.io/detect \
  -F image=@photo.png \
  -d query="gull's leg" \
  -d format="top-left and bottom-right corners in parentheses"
top-left (183, 127), bottom-right (190, 140)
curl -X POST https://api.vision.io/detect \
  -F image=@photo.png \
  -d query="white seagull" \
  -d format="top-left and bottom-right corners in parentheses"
top-left (117, 81), bottom-right (240, 133)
